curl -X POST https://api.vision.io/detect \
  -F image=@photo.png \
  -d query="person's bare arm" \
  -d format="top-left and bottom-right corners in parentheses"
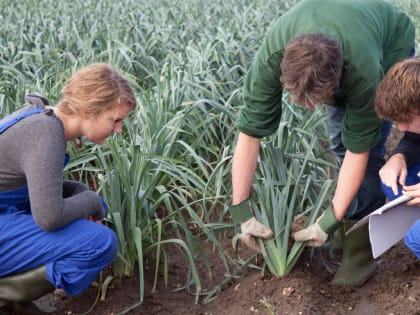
top-left (231, 132), bottom-right (261, 204)
top-left (332, 150), bottom-right (369, 220)
top-left (230, 132), bottom-right (273, 252)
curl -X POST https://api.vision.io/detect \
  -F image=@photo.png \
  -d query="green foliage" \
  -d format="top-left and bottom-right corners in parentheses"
top-left (1, 0), bottom-right (418, 310)
top-left (253, 100), bottom-right (336, 276)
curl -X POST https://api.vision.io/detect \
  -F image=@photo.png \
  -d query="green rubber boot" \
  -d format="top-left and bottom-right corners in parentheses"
top-left (331, 225), bottom-right (344, 250)
top-left (0, 266), bottom-right (56, 315)
top-left (330, 220), bottom-right (376, 286)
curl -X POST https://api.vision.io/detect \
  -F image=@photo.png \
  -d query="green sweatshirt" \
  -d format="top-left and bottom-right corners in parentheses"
top-left (237, 0), bottom-right (415, 153)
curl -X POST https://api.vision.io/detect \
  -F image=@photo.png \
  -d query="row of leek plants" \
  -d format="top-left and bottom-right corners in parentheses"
top-left (2, 0), bottom-right (417, 309)
top-left (91, 66), bottom-right (240, 305)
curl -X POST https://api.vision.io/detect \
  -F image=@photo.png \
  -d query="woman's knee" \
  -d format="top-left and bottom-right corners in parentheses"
top-left (94, 225), bottom-right (118, 264)
top-left (70, 221), bottom-right (118, 266)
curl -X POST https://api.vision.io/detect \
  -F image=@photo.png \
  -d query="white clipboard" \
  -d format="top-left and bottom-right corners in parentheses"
top-left (345, 195), bottom-right (420, 258)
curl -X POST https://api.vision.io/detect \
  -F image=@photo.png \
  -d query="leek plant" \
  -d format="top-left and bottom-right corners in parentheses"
top-left (93, 68), bottom-right (239, 303)
top-left (251, 99), bottom-right (336, 277)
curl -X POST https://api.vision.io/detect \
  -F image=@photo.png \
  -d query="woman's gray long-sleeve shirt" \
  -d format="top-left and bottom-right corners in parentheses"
top-left (0, 97), bottom-right (104, 231)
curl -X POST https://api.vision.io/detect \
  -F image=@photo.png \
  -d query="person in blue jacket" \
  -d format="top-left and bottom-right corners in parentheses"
top-left (0, 63), bottom-right (136, 314)
top-left (375, 56), bottom-right (420, 258)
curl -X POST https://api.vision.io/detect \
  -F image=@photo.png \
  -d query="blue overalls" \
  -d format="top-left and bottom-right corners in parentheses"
top-left (0, 109), bottom-right (117, 295)
top-left (381, 163), bottom-right (420, 259)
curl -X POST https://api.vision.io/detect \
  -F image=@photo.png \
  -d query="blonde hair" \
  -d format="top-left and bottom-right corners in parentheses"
top-left (280, 33), bottom-right (343, 105)
top-left (375, 57), bottom-right (420, 123)
top-left (58, 63), bottom-right (136, 117)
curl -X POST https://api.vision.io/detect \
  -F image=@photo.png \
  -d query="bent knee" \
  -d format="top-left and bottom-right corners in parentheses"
top-left (95, 226), bottom-right (118, 263)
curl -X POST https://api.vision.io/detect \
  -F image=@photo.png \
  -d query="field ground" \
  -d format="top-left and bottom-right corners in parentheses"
top-left (39, 238), bottom-right (420, 315)
top-left (34, 126), bottom-right (420, 315)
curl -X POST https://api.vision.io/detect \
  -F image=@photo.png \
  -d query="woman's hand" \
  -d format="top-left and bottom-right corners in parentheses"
top-left (379, 153), bottom-right (407, 195)
top-left (87, 215), bottom-right (103, 224)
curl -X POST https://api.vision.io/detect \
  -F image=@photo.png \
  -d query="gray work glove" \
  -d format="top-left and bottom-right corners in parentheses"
top-left (292, 206), bottom-right (342, 247)
top-left (231, 199), bottom-right (273, 253)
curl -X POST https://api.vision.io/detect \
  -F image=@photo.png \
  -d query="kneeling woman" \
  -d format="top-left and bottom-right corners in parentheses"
top-left (0, 63), bottom-right (137, 314)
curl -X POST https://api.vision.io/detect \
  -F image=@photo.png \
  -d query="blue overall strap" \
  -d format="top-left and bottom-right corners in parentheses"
top-left (0, 108), bottom-right (43, 135)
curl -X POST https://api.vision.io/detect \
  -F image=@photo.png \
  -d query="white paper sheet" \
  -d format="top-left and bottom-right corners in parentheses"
top-left (369, 204), bottom-right (420, 258)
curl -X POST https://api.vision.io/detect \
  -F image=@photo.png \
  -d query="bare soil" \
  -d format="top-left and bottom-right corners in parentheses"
top-left (37, 126), bottom-right (420, 315)
top-left (38, 238), bottom-right (420, 315)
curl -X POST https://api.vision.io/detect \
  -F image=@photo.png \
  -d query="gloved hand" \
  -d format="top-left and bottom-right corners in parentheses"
top-left (231, 199), bottom-right (273, 253)
top-left (292, 206), bottom-right (342, 247)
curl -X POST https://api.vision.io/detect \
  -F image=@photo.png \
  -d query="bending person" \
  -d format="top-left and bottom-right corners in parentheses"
top-left (230, 0), bottom-right (415, 286)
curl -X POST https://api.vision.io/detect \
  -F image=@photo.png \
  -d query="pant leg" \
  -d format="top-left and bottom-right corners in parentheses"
top-left (0, 211), bottom-right (117, 296)
top-left (325, 105), bottom-right (392, 219)
top-left (325, 105), bottom-right (346, 166)
top-left (405, 220), bottom-right (420, 259)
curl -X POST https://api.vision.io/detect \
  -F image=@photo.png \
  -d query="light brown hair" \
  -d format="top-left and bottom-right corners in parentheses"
top-left (58, 63), bottom-right (137, 117)
top-left (375, 56), bottom-right (420, 123)
top-left (280, 33), bottom-right (343, 105)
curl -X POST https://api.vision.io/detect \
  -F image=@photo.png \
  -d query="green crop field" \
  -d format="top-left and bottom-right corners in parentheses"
top-left (1, 0), bottom-right (418, 308)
